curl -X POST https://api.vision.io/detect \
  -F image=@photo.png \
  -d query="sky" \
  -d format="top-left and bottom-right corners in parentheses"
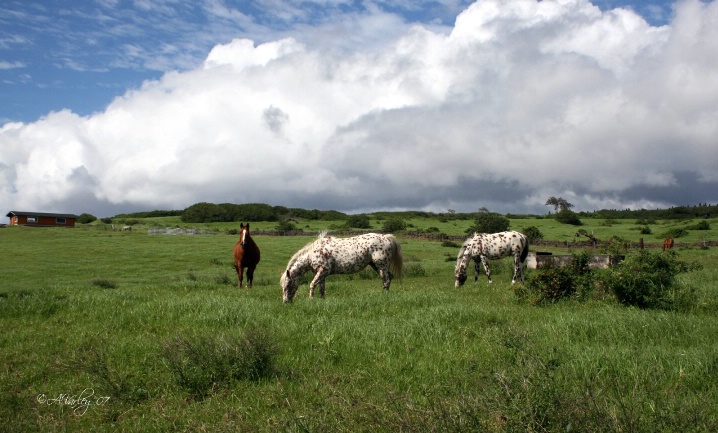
top-left (1, 0), bottom-right (717, 220)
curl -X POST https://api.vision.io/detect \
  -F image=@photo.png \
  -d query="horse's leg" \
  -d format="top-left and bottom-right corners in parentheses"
top-left (379, 267), bottom-right (392, 290)
top-left (246, 265), bottom-right (255, 288)
top-left (239, 263), bottom-right (244, 289)
top-left (309, 268), bottom-right (328, 299)
top-left (480, 256), bottom-right (492, 283)
top-left (511, 254), bottom-right (519, 284)
top-left (473, 258), bottom-right (481, 284)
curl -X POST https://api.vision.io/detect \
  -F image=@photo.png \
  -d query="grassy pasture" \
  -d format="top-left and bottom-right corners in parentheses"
top-left (123, 213), bottom-right (718, 244)
top-left (1, 222), bottom-right (717, 432)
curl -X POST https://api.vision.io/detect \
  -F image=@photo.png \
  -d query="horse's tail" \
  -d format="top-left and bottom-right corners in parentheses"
top-left (520, 235), bottom-right (530, 263)
top-left (387, 235), bottom-right (404, 280)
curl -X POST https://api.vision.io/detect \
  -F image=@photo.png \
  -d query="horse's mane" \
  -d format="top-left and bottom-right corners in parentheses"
top-left (457, 236), bottom-right (474, 259)
top-left (285, 231), bottom-right (330, 270)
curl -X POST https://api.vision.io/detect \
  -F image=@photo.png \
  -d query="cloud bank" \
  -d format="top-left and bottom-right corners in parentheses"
top-left (1, 0), bottom-right (717, 218)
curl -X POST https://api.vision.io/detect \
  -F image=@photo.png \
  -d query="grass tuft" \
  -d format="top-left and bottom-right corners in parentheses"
top-left (90, 278), bottom-right (119, 289)
top-left (161, 326), bottom-right (279, 399)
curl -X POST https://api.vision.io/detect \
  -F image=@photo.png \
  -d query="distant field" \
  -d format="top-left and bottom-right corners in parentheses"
top-left (117, 213), bottom-right (718, 244)
top-left (1, 221), bottom-right (717, 432)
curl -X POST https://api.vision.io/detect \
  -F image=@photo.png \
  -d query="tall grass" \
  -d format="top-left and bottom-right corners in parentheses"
top-left (1, 224), bottom-right (717, 431)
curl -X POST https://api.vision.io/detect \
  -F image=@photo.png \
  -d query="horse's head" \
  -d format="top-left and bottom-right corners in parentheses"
top-left (240, 223), bottom-right (250, 247)
top-left (455, 266), bottom-right (468, 288)
top-left (281, 270), bottom-right (298, 303)
top-left (455, 248), bottom-right (470, 288)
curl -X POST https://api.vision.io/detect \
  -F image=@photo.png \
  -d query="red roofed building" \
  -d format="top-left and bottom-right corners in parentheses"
top-left (6, 211), bottom-right (78, 227)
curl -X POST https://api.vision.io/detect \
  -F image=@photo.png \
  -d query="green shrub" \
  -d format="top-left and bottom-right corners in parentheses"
top-left (161, 328), bottom-right (278, 399)
top-left (345, 214), bottom-right (371, 229)
top-left (275, 220), bottom-right (297, 232)
top-left (689, 220), bottom-right (710, 230)
top-left (404, 263), bottom-right (427, 277)
top-left (518, 252), bottom-right (593, 305)
top-left (91, 278), bottom-right (118, 289)
top-left (522, 226), bottom-right (544, 242)
top-left (465, 212), bottom-right (510, 234)
top-left (62, 342), bottom-right (149, 404)
top-left (382, 218), bottom-right (406, 233)
top-left (639, 226), bottom-right (652, 234)
top-left (77, 213), bottom-right (97, 224)
top-left (662, 228), bottom-right (688, 238)
top-left (599, 250), bottom-right (699, 311)
top-left (441, 240), bottom-right (459, 248)
top-left (555, 209), bottom-right (582, 226)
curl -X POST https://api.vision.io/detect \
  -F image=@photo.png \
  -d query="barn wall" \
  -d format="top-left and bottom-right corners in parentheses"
top-left (9, 215), bottom-right (76, 227)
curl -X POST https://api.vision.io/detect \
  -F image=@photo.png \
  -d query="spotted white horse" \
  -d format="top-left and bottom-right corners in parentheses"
top-left (281, 232), bottom-right (404, 302)
top-left (455, 231), bottom-right (529, 287)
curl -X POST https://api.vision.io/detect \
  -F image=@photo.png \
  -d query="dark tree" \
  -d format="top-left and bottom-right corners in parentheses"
top-left (345, 214), bottom-right (371, 229)
top-left (466, 212), bottom-right (510, 234)
top-left (545, 197), bottom-right (574, 212)
top-left (77, 213), bottom-right (97, 224)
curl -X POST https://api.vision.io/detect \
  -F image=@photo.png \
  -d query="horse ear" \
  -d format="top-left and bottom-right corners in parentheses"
top-left (246, 223), bottom-right (250, 229)
top-left (240, 223), bottom-right (245, 229)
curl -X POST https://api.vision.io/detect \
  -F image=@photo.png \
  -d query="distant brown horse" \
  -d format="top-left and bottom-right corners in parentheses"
top-left (233, 223), bottom-right (260, 288)
top-left (662, 237), bottom-right (674, 252)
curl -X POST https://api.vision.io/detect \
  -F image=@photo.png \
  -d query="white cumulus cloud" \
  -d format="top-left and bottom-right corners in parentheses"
top-left (1, 0), bottom-right (717, 218)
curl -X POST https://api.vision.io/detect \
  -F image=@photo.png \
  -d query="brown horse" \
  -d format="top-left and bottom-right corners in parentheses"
top-left (662, 237), bottom-right (674, 252)
top-left (233, 223), bottom-right (261, 288)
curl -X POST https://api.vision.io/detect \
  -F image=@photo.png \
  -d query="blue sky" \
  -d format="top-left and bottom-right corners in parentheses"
top-left (1, 0), bottom-right (716, 218)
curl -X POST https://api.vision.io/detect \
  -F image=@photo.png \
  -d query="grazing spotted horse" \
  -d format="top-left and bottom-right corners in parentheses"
top-left (455, 231), bottom-right (529, 287)
top-left (662, 237), bottom-right (674, 252)
top-left (280, 232), bottom-right (404, 302)
top-left (233, 223), bottom-right (260, 288)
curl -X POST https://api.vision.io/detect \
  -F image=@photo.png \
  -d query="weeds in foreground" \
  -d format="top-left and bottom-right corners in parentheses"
top-left (90, 278), bottom-right (118, 289)
top-left (161, 327), bottom-right (279, 400)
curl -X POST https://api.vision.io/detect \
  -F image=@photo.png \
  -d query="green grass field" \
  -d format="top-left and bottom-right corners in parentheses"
top-left (1, 220), bottom-right (717, 432)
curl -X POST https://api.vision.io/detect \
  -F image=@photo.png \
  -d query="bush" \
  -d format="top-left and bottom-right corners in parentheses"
top-left (90, 278), bottom-right (118, 289)
top-left (345, 214), bottom-right (371, 229)
top-left (162, 328), bottom-right (278, 399)
top-left (403, 263), bottom-right (427, 277)
top-left (382, 218), bottom-right (406, 233)
top-left (77, 213), bottom-right (97, 224)
top-left (522, 226), bottom-right (544, 242)
top-left (555, 209), bottom-right (582, 226)
top-left (518, 252), bottom-right (593, 305)
top-left (599, 250), bottom-right (699, 311)
top-left (465, 212), bottom-right (510, 235)
top-left (639, 226), bottom-right (652, 234)
top-left (662, 228), bottom-right (688, 238)
top-left (441, 240), bottom-right (460, 248)
top-left (689, 220), bottom-right (710, 230)
top-left (275, 220), bottom-right (298, 232)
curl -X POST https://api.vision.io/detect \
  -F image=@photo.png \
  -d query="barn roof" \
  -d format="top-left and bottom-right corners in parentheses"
top-left (6, 211), bottom-right (79, 219)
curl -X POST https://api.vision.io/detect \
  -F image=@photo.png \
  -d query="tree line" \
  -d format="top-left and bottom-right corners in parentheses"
top-left (105, 201), bottom-right (717, 224)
